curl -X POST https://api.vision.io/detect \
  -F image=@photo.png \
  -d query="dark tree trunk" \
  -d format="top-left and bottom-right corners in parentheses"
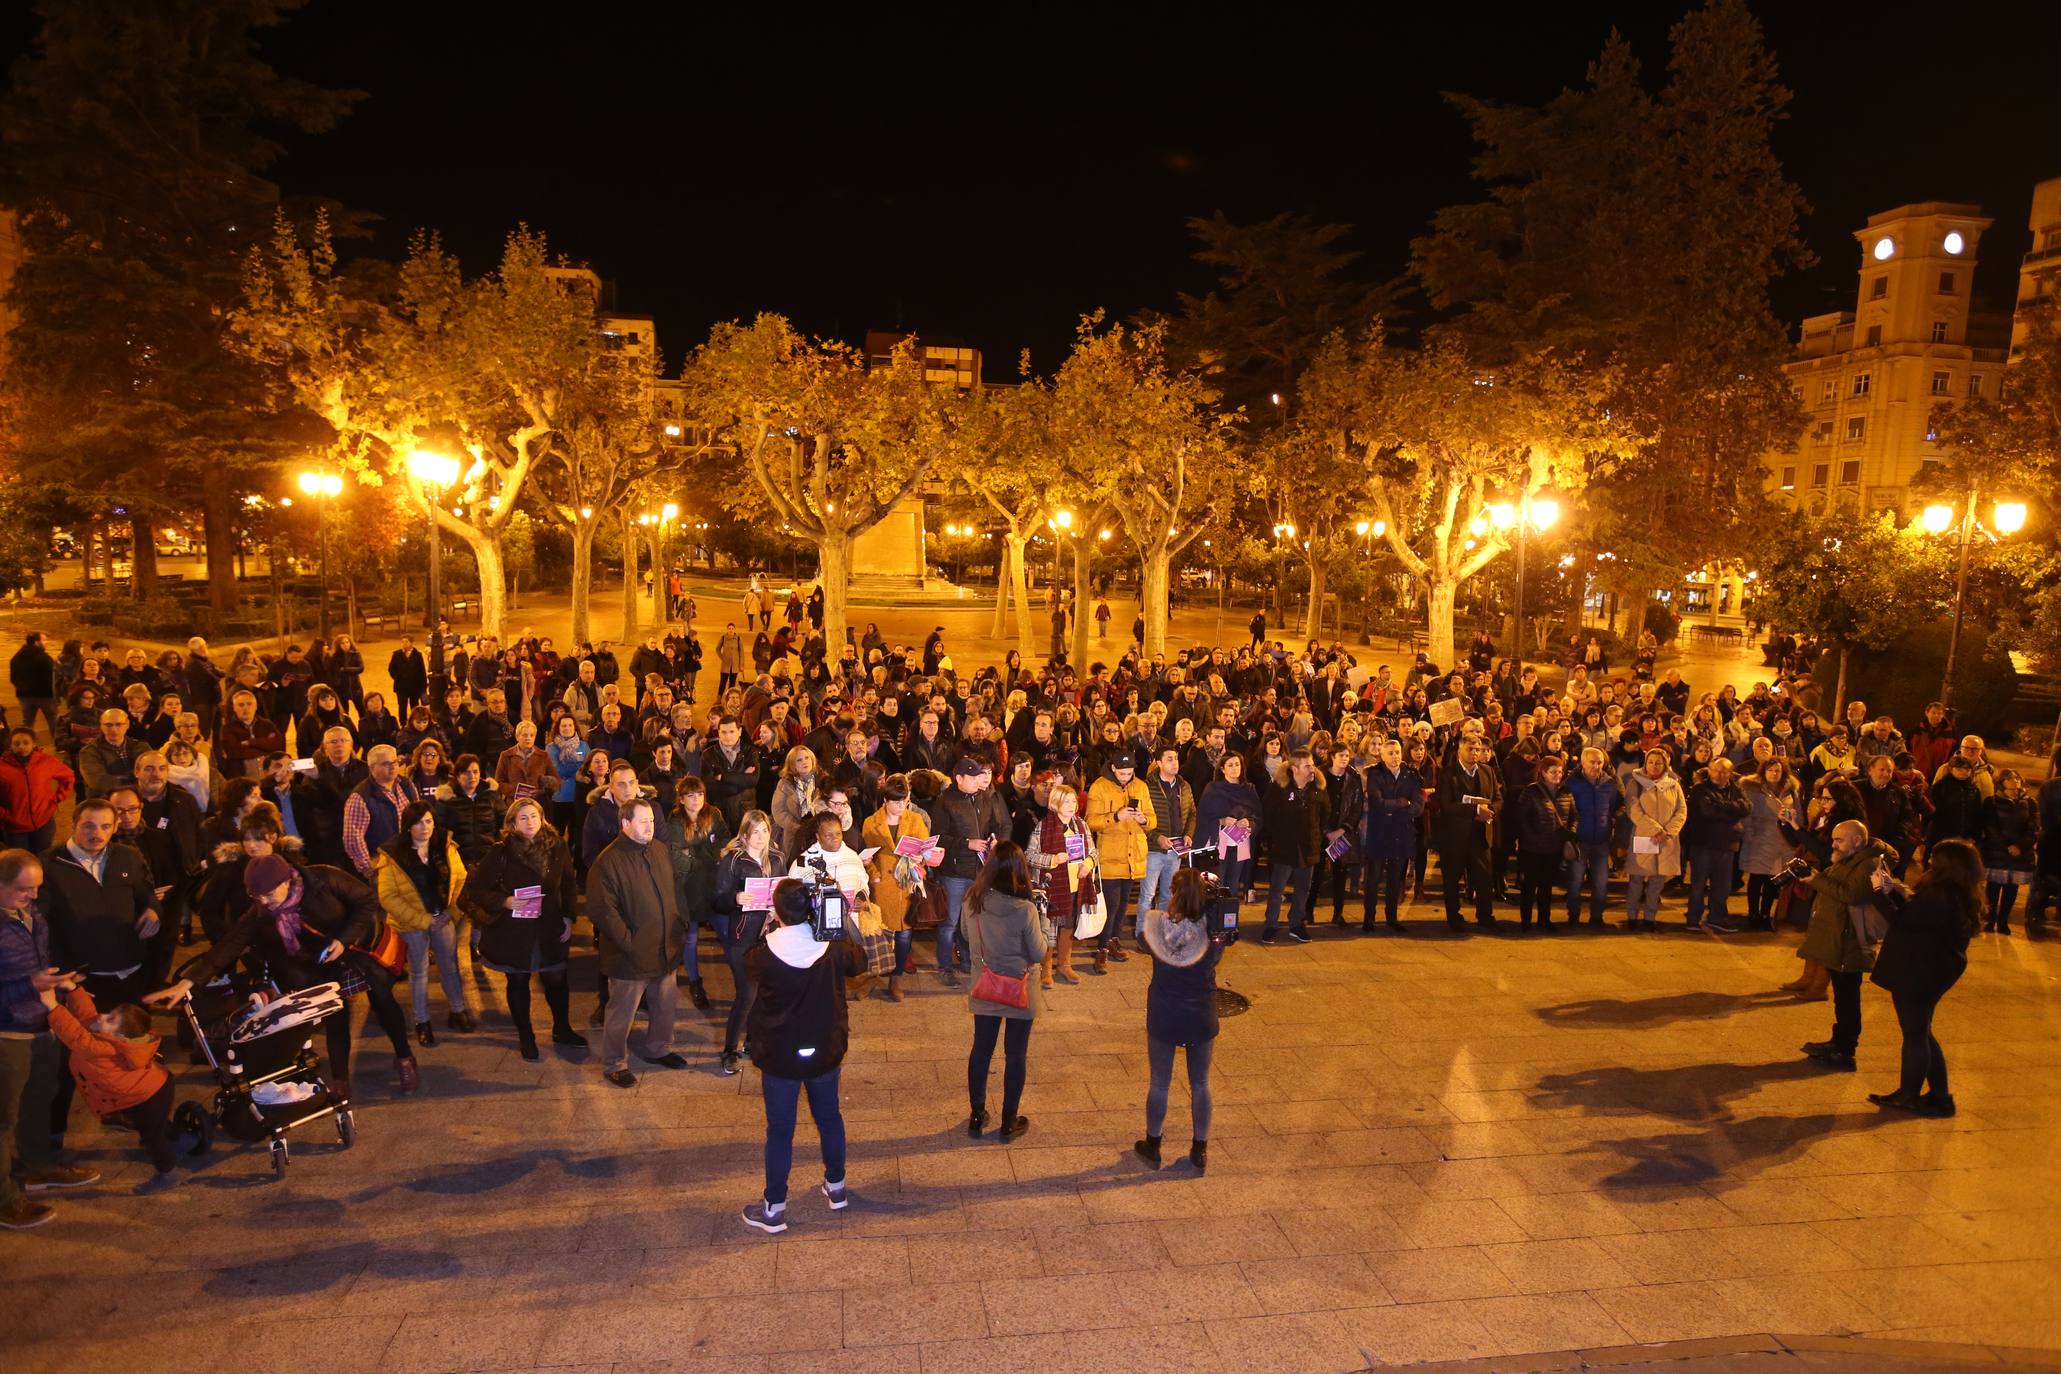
top-left (203, 483), bottom-right (239, 614)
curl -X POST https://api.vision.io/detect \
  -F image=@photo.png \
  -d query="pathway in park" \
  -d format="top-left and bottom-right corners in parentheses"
top-left (4, 901), bottom-right (2058, 1372)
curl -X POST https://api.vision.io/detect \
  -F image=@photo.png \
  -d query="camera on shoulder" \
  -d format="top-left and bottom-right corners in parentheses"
top-left (800, 856), bottom-right (847, 943)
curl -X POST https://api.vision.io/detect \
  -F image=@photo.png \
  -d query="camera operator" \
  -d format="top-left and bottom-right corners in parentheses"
top-left (1795, 819), bottom-right (1896, 1071)
top-left (741, 876), bottom-right (861, 1234)
top-left (1134, 866), bottom-right (1222, 1173)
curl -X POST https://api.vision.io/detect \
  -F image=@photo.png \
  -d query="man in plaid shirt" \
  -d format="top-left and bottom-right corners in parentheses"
top-left (342, 745), bottom-right (420, 877)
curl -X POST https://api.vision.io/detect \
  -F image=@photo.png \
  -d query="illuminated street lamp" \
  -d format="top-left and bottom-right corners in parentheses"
top-left (1921, 492), bottom-right (2027, 706)
top-left (1045, 509), bottom-right (1075, 604)
top-left (1352, 518), bottom-right (1387, 643)
top-left (1486, 492), bottom-right (1561, 676)
top-left (407, 449), bottom-right (462, 658)
top-left (295, 471), bottom-right (345, 640)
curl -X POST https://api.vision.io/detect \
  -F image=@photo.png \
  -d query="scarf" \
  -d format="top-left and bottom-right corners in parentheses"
top-left (271, 871), bottom-right (309, 955)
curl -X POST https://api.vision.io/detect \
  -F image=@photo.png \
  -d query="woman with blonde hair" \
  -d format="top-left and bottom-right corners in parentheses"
top-left (1027, 781), bottom-right (1098, 983)
top-left (711, 809), bottom-right (777, 1076)
top-left (771, 746), bottom-right (821, 860)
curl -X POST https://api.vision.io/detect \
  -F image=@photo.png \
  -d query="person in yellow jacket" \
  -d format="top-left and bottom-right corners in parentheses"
top-left (1086, 755), bottom-right (1155, 959)
top-left (375, 798), bottom-right (475, 1045)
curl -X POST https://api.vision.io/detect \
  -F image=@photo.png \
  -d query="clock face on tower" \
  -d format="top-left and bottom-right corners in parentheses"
top-left (1872, 237), bottom-right (1896, 261)
top-left (1943, 231), bottom-right (1965, 255)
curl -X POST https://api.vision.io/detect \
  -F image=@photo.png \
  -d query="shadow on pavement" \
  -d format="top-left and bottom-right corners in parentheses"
top-left (1534, 1057), bottom-right (1840, 1122)
top-left (1534, 989), bottom-right (1798, 1029)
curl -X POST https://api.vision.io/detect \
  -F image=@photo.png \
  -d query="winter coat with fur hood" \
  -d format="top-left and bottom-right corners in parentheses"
top-left (1141, 909), bottom-right (1221, 1046)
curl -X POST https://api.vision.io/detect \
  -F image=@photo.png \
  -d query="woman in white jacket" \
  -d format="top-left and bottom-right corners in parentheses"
top-left (1624, 748), bottom-right (1687, 931)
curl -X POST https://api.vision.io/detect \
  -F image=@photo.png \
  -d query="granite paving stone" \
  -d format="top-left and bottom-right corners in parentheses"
top-left (10, 889), bottom-right (2059, 1371)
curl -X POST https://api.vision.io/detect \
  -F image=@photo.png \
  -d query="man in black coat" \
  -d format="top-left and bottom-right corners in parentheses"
top-left (129, 751), bottom-right (205, 952)
top-left (9, 632), bottom-right (58, 741)
top-left (388, 636), bottom-right (429, 716)
top-left (586, 796), bottom-right (686, 1087)
top-left (1437, 736), bottom-right (1504, 930)
top-left (1260, 749), bottom-right (1328, 944)
top-left (41, 798), bottom-right (162, 1142)
top-left (702, 716), bottom-right (761, 832)
top-left (1684, 757), bottom-right (1751, 932)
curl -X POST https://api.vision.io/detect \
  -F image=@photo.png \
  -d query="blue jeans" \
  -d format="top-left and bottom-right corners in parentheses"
top-left (761, 1067), bottom-right (845, 1206)
top-left (1141, 850), bottom-right (1178, 919)
top-left (402, 920), bottom-right (468, 1024)
top-left (1685, 846), bottom-right (1737, 927)
top-left (937, 876), bottom-right (973, 972)
top-left (1264, 863), bottom-right (1314, 932)
top-left (1567, 841), bottom-right (1611, 921)
top-left (680, 911), bottom-right (701, 981)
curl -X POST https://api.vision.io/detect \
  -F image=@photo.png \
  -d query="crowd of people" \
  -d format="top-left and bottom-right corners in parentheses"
top-left (0, 595), bottom-right (2026, 1230)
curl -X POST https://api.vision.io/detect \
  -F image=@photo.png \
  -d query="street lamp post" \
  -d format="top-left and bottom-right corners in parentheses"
top-left (1353, 519), bottom-right (1386, 644)
top-left (1486, 494), bottom-right (1560, 679)
top-left (295, 472), bottom-right (344, 639)
top-left (1924, 490), bottom-right (2026, 707)
top-left (1047, 509), bottom-right (1073, 608)
top-left (407, 449), bottom-right (461, 674)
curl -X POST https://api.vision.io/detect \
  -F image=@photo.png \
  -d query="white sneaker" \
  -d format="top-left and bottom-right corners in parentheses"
top-left (820, 1179), bottom-right (849, 1210)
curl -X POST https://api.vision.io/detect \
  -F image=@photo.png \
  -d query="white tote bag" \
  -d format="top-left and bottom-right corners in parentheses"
top-left (1073, 888), bottom-right (1108, 940)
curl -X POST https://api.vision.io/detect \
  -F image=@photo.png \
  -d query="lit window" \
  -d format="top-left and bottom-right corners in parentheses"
top-left (1846, 417), bottom-right (1867, 443)
top-left (1931, 321), bottom-right (1949, 343)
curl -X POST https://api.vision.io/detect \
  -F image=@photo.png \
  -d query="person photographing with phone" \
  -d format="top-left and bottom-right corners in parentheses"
top-left (1794, 819), bottom-right (1897, 1071)
top-left (1862, 836), bottom-right (1980, 1116)
top-left (741, 876), bottom-right (862, 1234)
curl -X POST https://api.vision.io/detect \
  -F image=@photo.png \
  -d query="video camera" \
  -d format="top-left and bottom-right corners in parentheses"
top-left (798, 854), bottom-right (848, 943)
top-left (1178, 843), bottom-right (1239, 945)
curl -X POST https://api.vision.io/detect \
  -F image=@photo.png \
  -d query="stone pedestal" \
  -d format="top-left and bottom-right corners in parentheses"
top-left (851, 496), bottom-right (927, 589)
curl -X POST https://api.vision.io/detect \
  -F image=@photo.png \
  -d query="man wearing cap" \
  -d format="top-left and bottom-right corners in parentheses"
top-left (930, 756), bottom-right (1011, 987)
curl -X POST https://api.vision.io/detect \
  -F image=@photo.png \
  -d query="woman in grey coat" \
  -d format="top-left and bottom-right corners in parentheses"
top-left (962, 842), bottom-right (1048, 1144)
top-left (1740, 759), bottom-right (1802, 930)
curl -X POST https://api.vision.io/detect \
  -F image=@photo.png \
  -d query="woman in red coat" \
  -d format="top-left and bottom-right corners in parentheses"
top-left (0, 726), bottom-right (75, 852)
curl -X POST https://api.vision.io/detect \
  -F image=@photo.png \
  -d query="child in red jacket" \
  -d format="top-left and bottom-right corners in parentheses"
top-left (44, 986), bottom-right (179, 1193)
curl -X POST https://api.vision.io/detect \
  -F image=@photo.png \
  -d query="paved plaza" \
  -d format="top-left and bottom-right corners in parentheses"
top-left (5, 900), bottom-right (2059, 1373)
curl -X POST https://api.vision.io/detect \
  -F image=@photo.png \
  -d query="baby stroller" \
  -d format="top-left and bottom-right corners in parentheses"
top-left (169, 977), bottom-right (356, 1178)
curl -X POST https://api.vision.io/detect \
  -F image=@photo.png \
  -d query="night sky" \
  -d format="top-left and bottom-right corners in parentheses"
top-left (23, 1), bottom-right (2059, 376)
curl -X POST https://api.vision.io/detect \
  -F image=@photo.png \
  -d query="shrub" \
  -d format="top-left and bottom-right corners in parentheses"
top-left (1812, 621), bottom-right (2018, 738)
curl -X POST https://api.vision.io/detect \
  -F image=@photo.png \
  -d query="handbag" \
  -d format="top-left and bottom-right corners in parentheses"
top-left (857, 928), bottom-right (896, 977)
top-left (970, 959), bottom-right (1030, 1009)
top-left (350, 923), bottom-right (409, 979)
top-left (1073, 887), bottom-right (1107, 940)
